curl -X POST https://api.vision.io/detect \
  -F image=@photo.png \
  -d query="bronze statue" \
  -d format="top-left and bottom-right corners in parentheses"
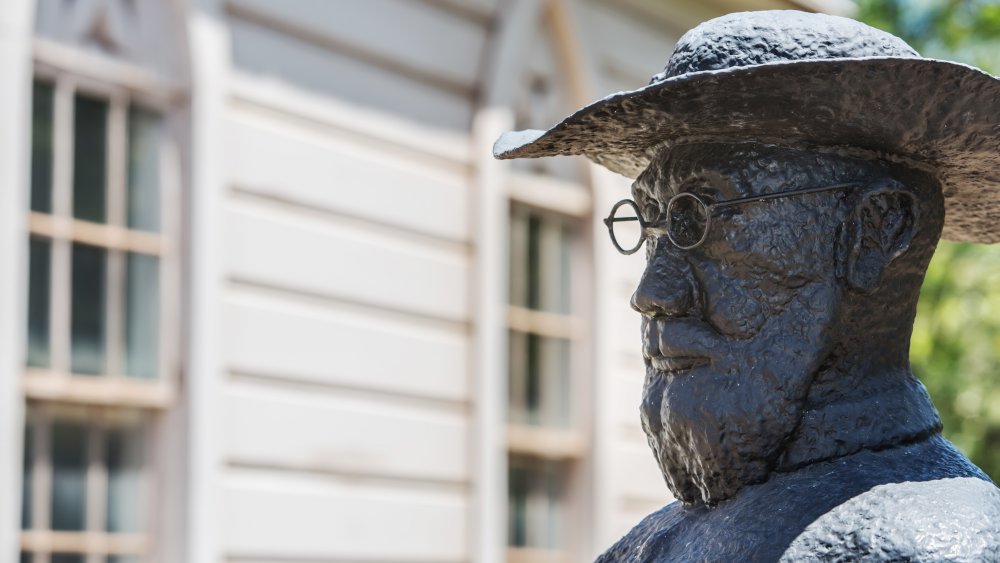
top-left (495, 10), bottom-right (1000, 561)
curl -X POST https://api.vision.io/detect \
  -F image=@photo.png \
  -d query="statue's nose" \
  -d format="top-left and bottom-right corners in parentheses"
top-left (631, 243), bottom-right (697, 317)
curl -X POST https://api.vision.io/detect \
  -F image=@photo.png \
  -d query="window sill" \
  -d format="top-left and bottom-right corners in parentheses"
top-left (20, 530), bottom-right (147, 555)
top-left (507, 546), bottom-right (572, 563)
top-left (23, 369), bottom-right (174, 409)
top-left (507, 424), bottom-right (586, 460)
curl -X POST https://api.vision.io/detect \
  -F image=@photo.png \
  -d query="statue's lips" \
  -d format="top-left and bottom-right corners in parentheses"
top-left (643, 317), bottom-right (719, 373)
top-left (650, 355), bottom-right (709, 374)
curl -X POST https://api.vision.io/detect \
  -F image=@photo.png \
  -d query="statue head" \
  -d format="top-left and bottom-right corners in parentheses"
top-left (494, 10), bottom-right (1000, 505)
top-left (627, 141), bottom-right (944, 504)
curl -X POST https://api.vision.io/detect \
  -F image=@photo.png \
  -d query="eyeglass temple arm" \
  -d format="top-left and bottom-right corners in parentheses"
top-left (710, 182), bottom-right (858, 209)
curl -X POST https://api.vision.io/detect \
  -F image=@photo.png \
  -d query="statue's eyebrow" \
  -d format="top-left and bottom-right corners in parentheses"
top-left (676, 175), bottom-right (727, 201)
top-left (631, 178), bottom-right (659, 204)
top-left (632, 188), bottom-right (657, 212)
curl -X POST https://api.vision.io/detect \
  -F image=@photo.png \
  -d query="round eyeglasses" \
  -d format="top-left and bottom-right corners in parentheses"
top-left (603, 182), bottom-right (859, 254)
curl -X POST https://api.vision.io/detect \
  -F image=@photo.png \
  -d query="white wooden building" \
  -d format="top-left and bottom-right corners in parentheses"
top-left (0, 0), bottom-right (852, 562)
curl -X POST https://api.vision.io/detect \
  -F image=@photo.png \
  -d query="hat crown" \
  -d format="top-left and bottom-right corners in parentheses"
top-left (651, 11), bottom-right (920, 84)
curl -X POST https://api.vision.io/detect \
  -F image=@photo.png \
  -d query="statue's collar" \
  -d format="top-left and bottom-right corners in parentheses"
top-left (776, 373), bottom-right (942, 472)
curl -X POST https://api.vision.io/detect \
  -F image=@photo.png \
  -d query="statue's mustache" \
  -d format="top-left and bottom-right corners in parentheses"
top-left (642, 316), bottom-right (727, 365)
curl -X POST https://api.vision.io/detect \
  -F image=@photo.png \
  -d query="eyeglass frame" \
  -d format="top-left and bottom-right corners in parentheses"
top-left (603, 182), bottom-right (860, 254)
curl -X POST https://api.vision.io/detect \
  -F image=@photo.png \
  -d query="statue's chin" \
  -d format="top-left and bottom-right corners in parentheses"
top-left (650, 421), bottom-right (778, 505)
top-left (643, 362), bottom-right (811, 505)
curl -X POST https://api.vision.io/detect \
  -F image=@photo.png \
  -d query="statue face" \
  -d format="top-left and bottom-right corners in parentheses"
top-left (632, 143), bottom-right (852, 504)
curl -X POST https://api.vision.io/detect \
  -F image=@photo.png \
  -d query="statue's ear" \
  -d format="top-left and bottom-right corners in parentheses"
top-left (839, 180), bottom-right (918, 293)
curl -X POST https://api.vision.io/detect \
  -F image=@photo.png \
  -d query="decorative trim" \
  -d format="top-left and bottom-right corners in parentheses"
top-left (33, 38), bottom-right (184, 105)
top-left (184, 3), bottom-right (229, 562)
top-left (0, 1), bottom-right (35, 561)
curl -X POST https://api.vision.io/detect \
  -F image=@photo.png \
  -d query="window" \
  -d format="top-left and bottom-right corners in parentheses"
top-left (508, 208), bottom-right (574, 429)
top-left (508, 457), bottom-right (567, 549)
top-left (502, 10), bottom-right (593, 561)
top-left (21, 407), bottom-right (148, 563)
top-left (27, 80), bottom-right (169, 384)
top-left (506, 203), bottom-right (587, 563)
top-left (22, 68), bottom-right (178, 563)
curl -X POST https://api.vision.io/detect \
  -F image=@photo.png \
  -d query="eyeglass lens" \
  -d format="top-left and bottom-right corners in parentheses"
top-left (666, 193), bottom-right (711, 249)
top-left (608, 200), bottom-right (644, 254)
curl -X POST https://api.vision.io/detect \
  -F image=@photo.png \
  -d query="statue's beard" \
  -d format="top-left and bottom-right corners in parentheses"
top-left (640, 308), bottom-right (829, 506)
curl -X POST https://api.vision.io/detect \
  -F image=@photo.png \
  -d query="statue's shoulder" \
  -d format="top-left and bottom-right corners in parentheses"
top-left (779, 476), bottom-right (1000, 562)
top-left (594, 501), bottom-right (687, 563)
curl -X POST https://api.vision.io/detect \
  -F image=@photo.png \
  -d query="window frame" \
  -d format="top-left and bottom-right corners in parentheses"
top-left (21, 37), bottom-right (186, 563)
top-left (25, 45), bottom-right (183, 409)
top-left (22, 404), bottom-right (155, 563)
top-left (505, 170), bottom-right (594, 562)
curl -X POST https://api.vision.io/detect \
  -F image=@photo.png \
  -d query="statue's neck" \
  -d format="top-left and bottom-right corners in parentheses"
top-left (776, 370), bottom-right (942, 471)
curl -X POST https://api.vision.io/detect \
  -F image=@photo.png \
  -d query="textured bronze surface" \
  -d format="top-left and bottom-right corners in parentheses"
top-left (494, 10), bottom-right (1000, 562)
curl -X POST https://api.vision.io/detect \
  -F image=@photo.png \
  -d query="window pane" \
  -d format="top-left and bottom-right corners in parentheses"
top-left (27, 237), bottom-right (51, 368)
top-left (556, 223), bottom-right (572, 314)
top-left (31, 81), bottom-right (54, 213)
top-left (21, 423), bottom-right (32, 530)
top-left (73, 95), bottom-right (108, 223)
top-left (71, 243), bottom-right (106, 375)
top-left (51, 555), bottom-right (85, 563)
top-left (125, 253), bottom-right (159, 379)
top-left (508, 208), bottom-right (573, 314)
top-left (538, 218), bottom-right (571, 314)
top-left (508, 457), bottom-right (566, 548)
top-left (508, 461), bottom-right (529, 546)
top-left (127, 108), bottom-right (161, 232)
top-left (106, 426), bottom-right (143, 532)
top-left (527, 214), bottom-right (541, 309)
top-left (507, 330), bottom-right (530, 425)
top-left (508, 331), bottom-right (570, 427)
top-left (539, 335), bottom-right (570, 427)
top-left (509, 208), bottom-right (528, 309)
top-left (51, 422), bottom-right (88, 531)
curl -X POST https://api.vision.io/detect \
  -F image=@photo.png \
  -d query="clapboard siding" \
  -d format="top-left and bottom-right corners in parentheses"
top-left (224, 198), bottom-right (469, 322)
top-left (222, 468), bottom-right (468, 562)
top-left (594, 0), bottom-right (721, 42)
top-left (228, 0), bottom-right (486, 91)
top-left (228, 13), bottom-right (473, 131)
top-left (223, 378), bottom-right (469, 482)
top-left (220, 1), bottom-right (478, 561)
top-left (230, 70), bottom-right (473, 166)
top-left (425, 0), bottom-right (501, 21)
top-left (223, 291), bottom-right (468, 402)
top-left (582, 2), bottom-right (680, 87)
top-left (225, 114), bottom-right (470, 242)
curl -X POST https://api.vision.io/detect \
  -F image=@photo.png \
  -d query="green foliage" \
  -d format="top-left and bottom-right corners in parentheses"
top-left (857, 1), bottom-right (1000, 479)
top-left (913, 242), bottom-right (1000, 479)
top-left (856, 0), bottom-right (1000, 72)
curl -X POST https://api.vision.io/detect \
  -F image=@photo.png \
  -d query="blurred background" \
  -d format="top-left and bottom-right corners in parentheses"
top-left (0, 0), bottom-right (996, 562)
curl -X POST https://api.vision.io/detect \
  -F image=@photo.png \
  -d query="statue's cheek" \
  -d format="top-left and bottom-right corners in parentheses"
top-left (703, 280), bottom-right (768, 338)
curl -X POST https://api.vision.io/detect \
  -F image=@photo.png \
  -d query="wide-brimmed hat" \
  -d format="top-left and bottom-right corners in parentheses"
top-left (493, 10), bottom-right (1000, 243)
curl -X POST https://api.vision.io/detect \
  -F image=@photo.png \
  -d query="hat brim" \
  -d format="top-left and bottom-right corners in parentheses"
top-left (494, 57), bottom-right (1000, 243)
